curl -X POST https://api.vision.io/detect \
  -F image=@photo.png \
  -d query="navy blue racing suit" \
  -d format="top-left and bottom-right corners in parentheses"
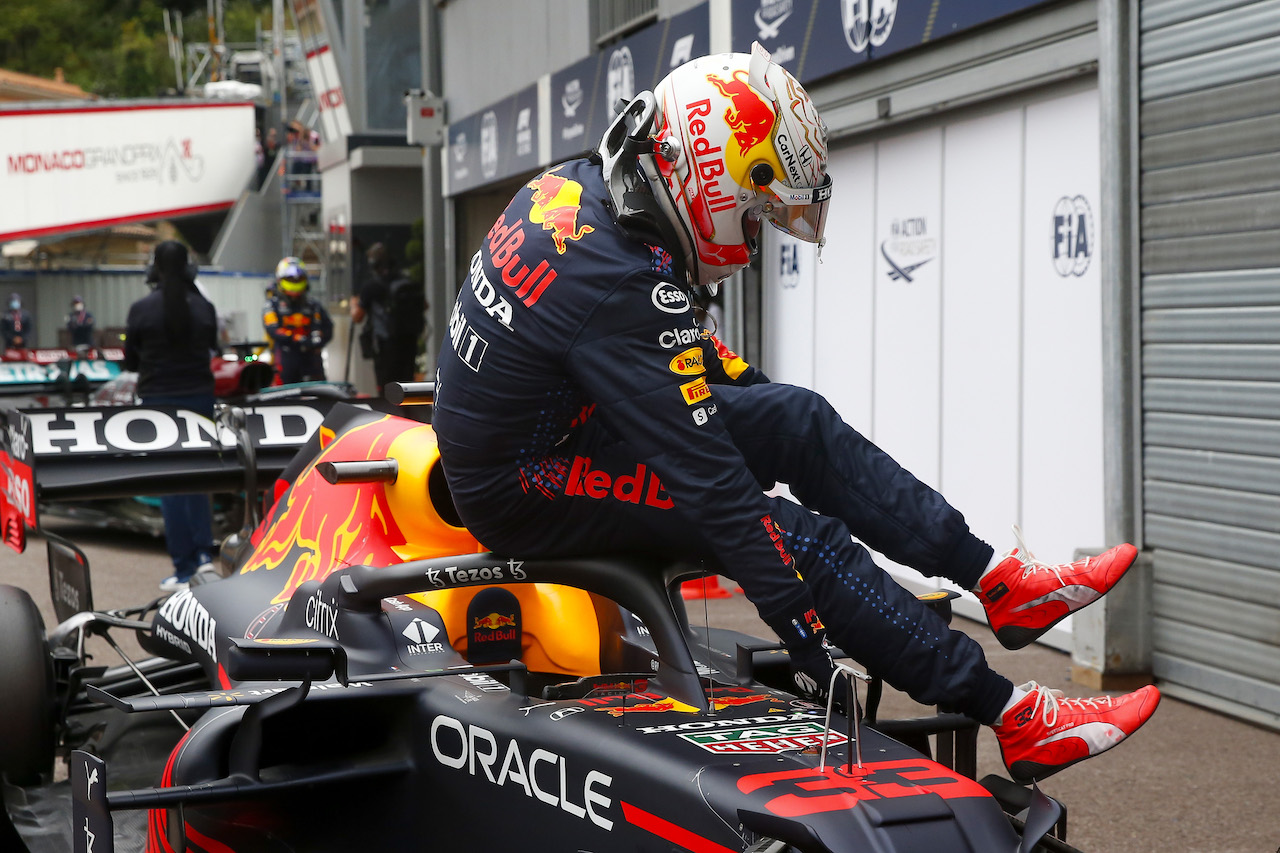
top-left (433, 158), bottom-right (1013, 723)
top-left (263, 293), bottom-right (333, 384)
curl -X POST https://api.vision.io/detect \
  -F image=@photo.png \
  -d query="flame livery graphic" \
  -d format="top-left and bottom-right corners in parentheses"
top-left (526, 169), bottom-right (595, 254)
top-left (240, 417), bottom-right (414, 605)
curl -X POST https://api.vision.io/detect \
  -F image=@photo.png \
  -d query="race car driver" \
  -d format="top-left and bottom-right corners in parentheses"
top-left (263, 257), bottom-right (333, 384)
top-left (432, 43), bottom-right (1159, 784)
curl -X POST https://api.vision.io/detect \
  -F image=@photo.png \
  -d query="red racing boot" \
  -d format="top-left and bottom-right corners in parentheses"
top-left (994, 682), bottom-right (1161, 783)
top-left (979, 527), bottom-right (1138, 650)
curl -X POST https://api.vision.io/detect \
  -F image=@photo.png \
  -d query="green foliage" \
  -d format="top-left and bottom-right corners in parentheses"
top-left (0, 0), bottom-right (271, 98)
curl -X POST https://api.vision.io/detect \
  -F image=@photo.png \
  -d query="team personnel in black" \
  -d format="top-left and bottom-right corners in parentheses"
top-left (125, 240), bottom-right (219, 592)
top-left (263, 257), bottom-right (333, 384)
top-left (433, 44), bottom-right (1158, 784)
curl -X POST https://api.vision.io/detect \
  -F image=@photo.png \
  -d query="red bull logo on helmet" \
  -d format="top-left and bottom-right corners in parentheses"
top-left (707, 70), bottom-right (777, 158)
top-left (527, 170), bottom-right (595, 255)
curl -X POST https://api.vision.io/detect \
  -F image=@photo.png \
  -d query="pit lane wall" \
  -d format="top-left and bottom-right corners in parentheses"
top-left (0, 100), bottom-right (257, 244)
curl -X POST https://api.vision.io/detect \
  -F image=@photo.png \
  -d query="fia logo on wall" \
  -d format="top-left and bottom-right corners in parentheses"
top-left (1052, 195), bottom-right (1093, 277)
top-left (880, 216), bottom-right (935, 282)
top-left (779, 239), bottom-right (802, 289)
top-left (842, 0), bottom-right (898, 54)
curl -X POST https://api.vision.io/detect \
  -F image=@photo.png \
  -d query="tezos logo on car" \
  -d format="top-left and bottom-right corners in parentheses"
top-left (425, 559), bottom-right (528, 588)
top-left (651, 282), bottom-right (690, 314)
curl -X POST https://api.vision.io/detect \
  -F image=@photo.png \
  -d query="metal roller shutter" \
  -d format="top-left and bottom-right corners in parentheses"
top-left (1139, 0), bottom-right (1280, 726)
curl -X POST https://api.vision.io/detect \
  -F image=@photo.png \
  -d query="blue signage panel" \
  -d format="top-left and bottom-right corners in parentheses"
top-left (447, 83), bottom-right (539, 196)
top-left (550, 53), bottom-right (604, 164)
top-left (551, 3), bottom-right (709, 165)
top-left (731, 0), bottom-right (1059, 85)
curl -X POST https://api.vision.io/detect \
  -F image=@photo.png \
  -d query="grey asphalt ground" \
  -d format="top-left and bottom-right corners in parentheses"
top-left (4, 518), bottom-right (1280, 853)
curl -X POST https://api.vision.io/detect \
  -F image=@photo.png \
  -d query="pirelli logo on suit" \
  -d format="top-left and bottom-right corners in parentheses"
top-left (680, 377), bottom-right (711, 405)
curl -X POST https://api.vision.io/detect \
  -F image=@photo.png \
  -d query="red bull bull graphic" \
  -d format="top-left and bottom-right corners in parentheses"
top-left (599, 695), bottom-right (700, 717)
top-left (707, 70), bottom-right (777, 159)
top-left (526, 169), bottom-right (595, 254)
top-left (586, 687), bottom-right (780, 717)
top-left (473, 612), bottom-right (517, 630)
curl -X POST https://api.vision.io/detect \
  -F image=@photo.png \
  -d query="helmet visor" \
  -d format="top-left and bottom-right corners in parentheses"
top-left (278, 277), bottom-right (307, 295)
top-left (761, 173), bottom-right (832, 244)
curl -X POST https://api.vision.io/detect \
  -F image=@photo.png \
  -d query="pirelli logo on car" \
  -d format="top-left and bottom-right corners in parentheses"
top-left (668, 347), bottom-right (706, 376)
top-left (679, 377), bottom-right (711, 405)
top-left (678, 721), bottom-right (849, 754)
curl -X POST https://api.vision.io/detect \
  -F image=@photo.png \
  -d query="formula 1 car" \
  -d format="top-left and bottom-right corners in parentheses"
top-left (0, 384), bottom-right (1080, 853)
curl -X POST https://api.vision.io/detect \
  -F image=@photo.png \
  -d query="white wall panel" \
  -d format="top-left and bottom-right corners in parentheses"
top-left (1021, 88), bottom-right (1106, 564)
top-left (940, 110), bottom-right (1025, 549)
top-left (814, 144), bottom-right (877, 432)
top-left (872, 128), bottom-right (944, 488)
top-left (762, 230), bottom-right (817, 389)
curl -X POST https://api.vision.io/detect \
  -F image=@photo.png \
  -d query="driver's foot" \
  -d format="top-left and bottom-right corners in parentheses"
top-left (978, 527), bottom-right (1137, 650)
top-left (993, 681), bottom-right (1160, 783)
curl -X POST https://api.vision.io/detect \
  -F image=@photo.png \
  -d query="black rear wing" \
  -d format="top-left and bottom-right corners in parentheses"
top-left (18, 397), bottom-right (399, 504)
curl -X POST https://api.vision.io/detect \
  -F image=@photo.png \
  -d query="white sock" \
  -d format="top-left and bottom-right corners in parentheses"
top-left (973, 549), bottom-right (1007, 592)
top-left (996, 684), bottom-right (1028, 724)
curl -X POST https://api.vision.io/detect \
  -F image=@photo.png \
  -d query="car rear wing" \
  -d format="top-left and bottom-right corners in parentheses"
top-left (8, 394), bottom-right (401, 506)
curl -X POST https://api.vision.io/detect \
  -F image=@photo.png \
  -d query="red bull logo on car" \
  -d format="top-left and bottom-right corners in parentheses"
top-left (527, 170), bottom-right (595, 254)
top-left (474, 612), bottom-right (517, 630)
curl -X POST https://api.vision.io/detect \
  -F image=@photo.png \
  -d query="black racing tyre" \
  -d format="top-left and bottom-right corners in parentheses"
top-left (0, 584), bottom-right (55, 785)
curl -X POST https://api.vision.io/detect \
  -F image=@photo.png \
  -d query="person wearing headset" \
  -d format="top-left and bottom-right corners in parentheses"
top-left (431, 44), bottom-right (1159, 784)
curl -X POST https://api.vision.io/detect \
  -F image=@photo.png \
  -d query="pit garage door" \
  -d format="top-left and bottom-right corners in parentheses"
top-left (761, 83), bottom-right (1104, 650)
top-left (1138, 0), bottom-right (1280, 726)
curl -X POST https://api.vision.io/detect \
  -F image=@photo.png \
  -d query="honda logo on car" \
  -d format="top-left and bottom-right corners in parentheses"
top-left (157, 590), bottom-right (218, 660)
top-left (25, 405), bottom-right (324, 455)
top-left (430, 715), bottom-right (614, 830)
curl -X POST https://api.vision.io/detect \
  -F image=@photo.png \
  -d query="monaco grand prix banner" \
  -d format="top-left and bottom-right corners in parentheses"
top-left (0, 101), bottom-right (257, 242)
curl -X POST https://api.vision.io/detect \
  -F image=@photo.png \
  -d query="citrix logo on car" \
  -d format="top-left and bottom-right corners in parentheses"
top-left (429, 715), bottom-right (614, 830)
top-left (157, 590), bottom-right (217, 660)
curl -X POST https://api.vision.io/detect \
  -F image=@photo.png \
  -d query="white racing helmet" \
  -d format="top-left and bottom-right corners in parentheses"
top-left (600, 42), bottom-right (830, 289)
